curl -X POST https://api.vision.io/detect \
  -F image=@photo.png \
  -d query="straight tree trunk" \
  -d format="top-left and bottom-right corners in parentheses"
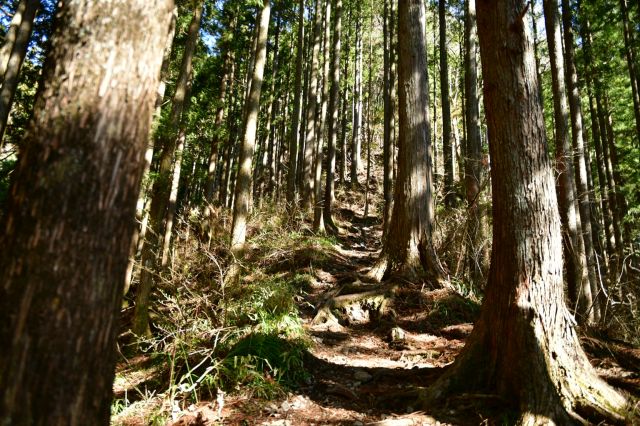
top-left (0, 0), bottom-right (38, 146)
top-left (363, 19), bottom-right (373, 218)
top-left (0, 0), bottom-right (173, 422)
top-left (596, 90), bottom-right (623, 262)
top-left (426, 0), bottom-right (629, 421)
top-left (205, 15), bottom-right (237, 208)
top-left (286, 0), bottom-right (305, 205)
top-left (543, 0), bottom-right (593, 324)
top-left (230, 0), bottom-right (271, 255)
top-left (602, 97), bottom-right (626, 250)
top-left (296, 21), bottom-right (312, 193)
top-left (382, 0), bottom-right (394, 236)
top-left (619, 0), bottom-right (640, 146)
top-left (323, 0), bottom-right (341, 232)
top-left (0, 0), bottom-right (29, 79)
top-left (302, 0), bottom-right (322, 208)
top-left (256, 22), bottom-right (280, 203)
top-left (124, 12), bottom-right (177, 294)
top-left (338, 5), bottom-right (351, 185)
top-left (561, 0), bottom-right (601, 322)
top-left (463, 0), bottom-right (484, 286)
top-left (369, 0), bottom-right (445, 283)
top-left (439, 0), bottom-right (456, 207)
top-left (133, 0), bottom-right (203, 336)
top-left (313, 0), bottom-right (330, 232)
top-left (350, 2), bottom-right (363, 185)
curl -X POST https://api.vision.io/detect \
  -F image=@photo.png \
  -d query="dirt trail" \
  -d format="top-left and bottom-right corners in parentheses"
top-left (119, 207), bottom-right (640, 426)
top-left (212, 208), bottom-right (480, 426)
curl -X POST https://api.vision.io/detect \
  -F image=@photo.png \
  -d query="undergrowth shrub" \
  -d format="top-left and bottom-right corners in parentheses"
top-left (118, 204), bottom-right (319, 418)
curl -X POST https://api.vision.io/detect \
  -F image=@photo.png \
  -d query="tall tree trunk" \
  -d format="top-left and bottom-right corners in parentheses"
top-left (382, 0), bottom-right (394, 236)
top-left (338, 5), bottom-right (351, 185)
top-left (543, 0), bottom-right (593, 324)
top-left (323, 0), bottom-right (341, 232)
top-left (0, 0), bottom-right (173, 422)
top-left (302, 0), bottom-right (322, 208)
top-left (426, 0), bottom-right (629, 421)
top-left (363, 19), bottom-right (373, 218)
top-left (124, 12), bottom-right (177, 294)
top-left (439, 0), bottom-right (455, 207)
top-left (230, 0), bottom-right (271, 256)
top-left (133, 0), bottom-right (203, 336)
top-left (619, 0), bottom-right (640, 147)
top-left (205, 16), bottom-right (237, 209)
top-left (0, 0), bottom-right (38, 146)
top-left (561, 0), bottom-right (601, 323)
top-left (161, 95), bottom-right (190, 268)
top-left (296, 22), bottom-right (312, 194)
top-left (596, 91), bottom-right (623, 262)
top-left (0, 0), bottom-right (29, 79)
top-left (256, 21), bottom-right (280, 203)
top-left (287, 0), bottom-right (305, 205)
top-left (350, 2), bottom-right (363, 185)
top-left (313, 0), bottom-right (330, 232)
top-left (463, 0), bottom-right (484, 286)
top-left (369, 0), bottom-right (445, 283)
top-left (602, 97), bottom-right (626, 250)
top-left (530, 0), bottom-right (544, 107)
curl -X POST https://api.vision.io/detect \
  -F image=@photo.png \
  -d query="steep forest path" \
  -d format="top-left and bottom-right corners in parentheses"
top-left (115, 200), bottom-right (640, 426)
top-left (218, 206), bottom-right (482, 425)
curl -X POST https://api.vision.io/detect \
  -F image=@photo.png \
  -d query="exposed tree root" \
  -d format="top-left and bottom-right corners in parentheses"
top-left (419, 323), bottom-right (632, 426)
top-left (311, 282), bottom-right (398, 326)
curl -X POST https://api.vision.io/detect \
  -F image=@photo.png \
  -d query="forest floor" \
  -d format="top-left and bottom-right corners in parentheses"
top-left (113, 200), bottom-right (640, 426)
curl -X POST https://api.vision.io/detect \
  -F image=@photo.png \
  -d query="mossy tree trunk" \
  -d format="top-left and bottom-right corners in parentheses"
top-left (426, 0), bottom-right (629, 422)
top-left (0, 0), bottom-right (173, 422)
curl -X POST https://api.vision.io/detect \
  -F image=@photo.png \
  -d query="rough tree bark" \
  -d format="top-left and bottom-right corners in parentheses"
top-left (0, 0), bottom-right (173, 423)
top-left (230, 0), bottom-right (271, 256)
top-left (425, 0), bottom-right (629, 422)
top-left (369, 0), bottom-right (445, 284)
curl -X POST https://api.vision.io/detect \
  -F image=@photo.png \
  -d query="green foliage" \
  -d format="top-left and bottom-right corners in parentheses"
top-left (223, 333), bottom-right (308, 397)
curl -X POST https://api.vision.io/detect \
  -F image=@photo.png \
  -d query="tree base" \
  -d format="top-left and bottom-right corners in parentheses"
top-left (421, 317), bottom-right (632, 425)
